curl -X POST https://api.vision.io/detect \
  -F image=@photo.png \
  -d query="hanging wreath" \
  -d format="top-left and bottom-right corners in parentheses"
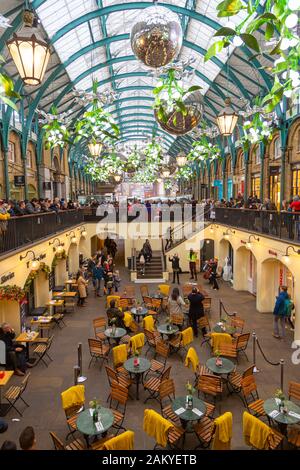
top-left (24, 262), bottom-right (51, 292)
top-left (0, 285), bottom-right (26, 304)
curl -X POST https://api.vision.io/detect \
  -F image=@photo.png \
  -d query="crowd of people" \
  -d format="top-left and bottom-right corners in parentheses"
top-left (0, 197), bottom-right (80, 217)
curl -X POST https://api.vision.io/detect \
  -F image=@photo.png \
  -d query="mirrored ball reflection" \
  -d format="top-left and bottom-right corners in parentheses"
top-left (130, 5), bottom-right (183, 68)
top-left (155, 90), bottom-right (204, 136)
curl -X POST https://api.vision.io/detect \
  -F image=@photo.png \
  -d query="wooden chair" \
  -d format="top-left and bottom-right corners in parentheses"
top-left (143, 409), bottom-right (185, 450)
top-left (288, 381), bottom-right (300, 403)
top-left (218, 333), bottom-right (250, 363)
top-left (197, 374), bottom-right (223, 404)
top-left (61, 386), bottom-right (85, 439)
top-left (3, 373), bottom-right (30, 417)
top-left (123, 285), bottom-right (135, 297)
top-left (49, 431), bottom-right (86, 450)
top-left (140, 285), bottom-right (149, 298)
top-left (228, 364), bottom-right (255, 394)
top-left (182, 284), bottom-right (191, 301)
top-left (143, 296), bottom-right (153, 309)
top-left (52, 312), bottom-right (66, 329)
top-left (88, 338), bottom-right (109, 368)
top-left (287, 425), bottom-right (300, 449)
top-left (152, 298), bottom-right (162, 312)
top-left (197, 316), bottom-right (211, 333)
top-left (240, 375), bottom-right (266, 418)
top-left (32, 335), bottom-right (54, 367)
top-left (202, 298), bottom-right (212, 316)
top-left (159, 379), bottom-right (181, 425)
top-left (93, 317), bottom-right (107, 342)
top-left (64, 299), bottom-right (76, 314)
top-left (158, 284), bottom-right (170, 297)
top-left (170, 313), bottom-right (185, 329)
top-left (243, 412), bottom-right (284, 450)
top-left (105, 366), bottom-right (132, 392)
top-left (146, 341), bottom-right (169, 378)
top-left (230, 316), bottom-right (245, 335)
top-left (168, 327), bottom-right (193, 359)
top-left (119, 298), bottom-right (130, 311)
top-left (109, 384), bottom-right (129, 434)
top-left (144, 329), bottom-right (159, 356)
top-left (144, 366), bottom-right (172, 403)
top-left (193, 417), bottom-right (215, 448)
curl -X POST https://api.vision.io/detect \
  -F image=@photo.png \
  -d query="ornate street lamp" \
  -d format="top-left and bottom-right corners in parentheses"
top-left (114, 174), bottom-right (122, 183)
top-left (7, 10), bottom-right (50, 86)
top-left (216, 98), bottom-right (239, 136)
top-left (88, 142), bottom-right (103, 158)
top-left (176, 152), bottom-right (187, 167)
top-left (282, 245), bottom-right (300, 264)
top-left (20, 250), bottom-right (40, 271)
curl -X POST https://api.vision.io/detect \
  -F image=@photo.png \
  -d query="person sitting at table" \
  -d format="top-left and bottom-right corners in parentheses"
top-left (187, 288), bottom-right (206, 338)
top-left (19, 426), bottom-right (37, 450)
top-left (106, 300), bottom-right (125, 328)
top-left (76, 270), bottom-right (88, 307)
top-left (0, 323), bottom-right (27, 376)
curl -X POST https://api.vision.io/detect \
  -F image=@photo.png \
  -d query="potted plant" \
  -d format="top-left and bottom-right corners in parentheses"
top-left (110, 317), bottom-right (117, 335)
top-left (185, 381), bottom-right (195, 409)
top-left (215, 350), bottom-right (223, 367)
top-left (133, 350), bottom-right (140, 368)
top-left (275, 389), bottom-right (286, 413)
top-left (89, 398), bottom-right (100, 423)
top-left (165, 317), bottom-right (172, 331)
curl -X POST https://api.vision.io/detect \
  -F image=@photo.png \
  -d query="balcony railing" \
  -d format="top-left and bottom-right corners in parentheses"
top-left (0, 210), bottom-right (84, 256)
top-left (214, 208), bottom-right (300, 244)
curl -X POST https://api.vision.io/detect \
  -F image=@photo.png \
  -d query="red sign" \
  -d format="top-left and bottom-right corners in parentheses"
top-left (240, 240), bottom-right (246, 244)
top-left (279, 267), bottom-right (283, 286)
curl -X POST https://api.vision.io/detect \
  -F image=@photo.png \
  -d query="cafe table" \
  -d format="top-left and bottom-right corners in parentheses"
top-left (76, 407), bottom-right (114, 446)
top-left (104, 327), bottom-right (126, 345)
top-left (172, 396), bottom-right (206, 427)
top-left (157, 324), bottom-right (179, 339)
top-left (130, 306), bottom-right (148, 322)
top-left (16, 331), bottom-right (39, 362)
top-left (65, 280), bottom-right (78, 291)
top-left (213, 323), bottom-right (236, 335)
top-left (30, 316), bottom-right (53, 337)
top-left (206, 357), bottom-right (235, 376)
top-left (124, 357), bottom-right (150, 400)
top-left (264, 398), bottom-right (300, 435)
top-left (46, 299), bottom-right (64, 314)
top-left (0, 370), bottom-right (14, 416)
top-left (53, 291), bottom-right (77, 298)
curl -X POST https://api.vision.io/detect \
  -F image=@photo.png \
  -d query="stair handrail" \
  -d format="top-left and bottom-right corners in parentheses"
top-left (161, 237), bottom-right (167, 271)
top-left (165, 208), bottom-right (211, 252)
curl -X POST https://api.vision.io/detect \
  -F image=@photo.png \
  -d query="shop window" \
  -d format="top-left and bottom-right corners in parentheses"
top-left (292, 168), bottom-right (300, 197)
top-left (251, 176), bottom-right (260, 198)
top-left (26, 149), bottom-right (32, 168)
top-left (274, 137), bottom-right (281, 159)
top-left (254, 146), bottom-right (260, 165)
top-left (298, 129), bottom-right (300, 152)
top-left (8, 141), bottom-right (15, 162)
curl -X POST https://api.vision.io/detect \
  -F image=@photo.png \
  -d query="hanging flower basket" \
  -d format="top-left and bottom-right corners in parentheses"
top-left (0, 285), bottom-right (27, 304)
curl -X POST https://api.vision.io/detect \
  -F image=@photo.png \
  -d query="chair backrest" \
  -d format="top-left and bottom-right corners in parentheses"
top-left (231, 316), bottom-right (245, 332)
top-left (288, 381), bottom-right (300, 402)
top-left (140, 285), bottom-right (149, 297)
top-left (110, 384), bottom-right (129, 407)
top-left (236, 333), bottom-right (250, 350)
top-left (49, 432), bottom-right (65, 450)
top-left (202, 298), bottom-right (212, 311)
top-left (198, 374), bottom-right (222, 395)
top-left (159, 378), bottom-right (175, 401)
top-left (144, 329), bottom-right (156, 346)
top-left (93, 317), bottom-right (106, 331)
top-left (158, 284), bottom-right (170, 297)
top-left (182, 285), bottom-right (191, 297)
top-left (0, 339), bottom-right (6, 365)
top-left (46, 335), bottom-right (54, 351)
top-left (21, 373), bottom-right (31, 392)
top-left (242, 365), bottom-right (255, 379)
top-left (241, 375), bottom-right (258, 402)
top-left (198, 316), bottom-right (210, 330)
top-left (161, 366), bottom-right (171, 382)
top-left (112, 344), bottom-right (127, 369)
top-left (143, 296), bottom-right (153, 306)
top-left (170, 313), bottom-right (184, 326)
top-left (156, 341), bottom-right (169, 359)
top-left (88, 337), bottom-right (104, 353)
top-left (106, 295), bottom-right (120, 307)
top-left (152, 298), bottom-right (162, 309)
top-left (105, 365), bottom-right (118, 386)
top-left (119, 298), bottom-right (129, 310)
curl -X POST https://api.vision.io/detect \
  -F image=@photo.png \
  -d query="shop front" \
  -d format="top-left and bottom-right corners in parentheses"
top-left (213, 179), bottom-right (223, 200)
top-left (251, 173), bottom-right (261, 199)
top-left (227, 178), bottom-right (233, 199)
top-left (269, 166), bottom-right (281, 209)
top-left (233, 175), bottom-right (245, 198)
top-left (292, 163), bottom-right (300, 197)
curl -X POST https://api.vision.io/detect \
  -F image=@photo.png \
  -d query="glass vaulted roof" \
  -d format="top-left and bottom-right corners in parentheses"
top-left (0, 0), bottom-right (272, 155)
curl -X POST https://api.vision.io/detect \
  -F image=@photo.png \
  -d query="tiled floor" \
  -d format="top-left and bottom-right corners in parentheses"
top-left (0, 266), bottom-right (299, 450)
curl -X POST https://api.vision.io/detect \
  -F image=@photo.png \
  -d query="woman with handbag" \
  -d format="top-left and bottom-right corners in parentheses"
top-left (169, 253), bottom-right (181, 284)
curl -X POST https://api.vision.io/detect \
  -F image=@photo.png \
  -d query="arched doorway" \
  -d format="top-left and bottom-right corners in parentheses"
top-left (67, 243), bottom-right (79, 276)
top-left (23, 265), bottom-right (50, 315)
top-left (259, 258), bottom-right (294, 312)
top-left (200, 239), bottom-right (214, 270)
top-left (218, 239), bottom-right (234, 277)
top-left (235, 246), bottom-right (257, 294)
top-left (79, 235), bottom-right (90, 266)
top-left (53, 155), bottom-right (61, 198)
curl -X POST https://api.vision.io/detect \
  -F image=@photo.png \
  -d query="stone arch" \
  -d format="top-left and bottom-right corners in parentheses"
top-left (258, 258), bottom-right (295, 312)
top-left (67, 242), bottom-right (79, 276)
top-left (234, 245), bottom-right (257, 295)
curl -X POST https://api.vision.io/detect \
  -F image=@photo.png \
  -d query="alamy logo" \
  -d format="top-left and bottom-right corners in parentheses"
top-left (291, 341), bottom-right (300, 365)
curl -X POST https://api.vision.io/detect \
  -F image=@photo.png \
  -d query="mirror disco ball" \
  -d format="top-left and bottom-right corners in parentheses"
top-left (155, 90), bottom-right (204, 136)
top-left (130, 5), bottom-right (183, 68)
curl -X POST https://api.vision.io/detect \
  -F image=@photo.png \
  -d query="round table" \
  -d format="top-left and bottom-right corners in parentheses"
top-left (151, 294), bottom-right (164, 299)
top-left (157, 324), bottom-right (179, 338)
top-left (206, 357), bottom-right (235, 375)
top-left (124, 357), bottom-right (150, 400)
top-left (104, 327), bottom-right (126, 345)
top-left (264, 398), bottom-right (300, 435)
top-left (172, 396), bottom-right (206, 424)
top-left (76, 407), bottom-right (114, 444)
top-left (131, 307), bottom-right (148, 322)
top-left (213, 323), bottom-right (236, 335)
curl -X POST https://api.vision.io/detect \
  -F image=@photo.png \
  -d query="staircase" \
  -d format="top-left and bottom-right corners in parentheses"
top-left (136, 251), bottom-right (164, 281)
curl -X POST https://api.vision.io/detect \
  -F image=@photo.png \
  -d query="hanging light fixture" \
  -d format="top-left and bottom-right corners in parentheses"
top-left (223, 228), bottom-right (235, 240)
top-left (162, 168), bottom-right (171, 178)
top-left (282, 246), bottom-right (300, 264)
top-left (20, 250), bottom-right (40, 271)
top-left (80, 227), bottom-right (87, 238)
top-left (7, 9), bottom-right (50, 86)
top-left (88, 142), bottom-right (103, 158)
top-left (216, 98), bottom-right (239, 136)
top-left (66, 231), bottom-right (77, 244)
top-left (176, 152), bottom-right (187, 167)
top-left (246, 234), bottom-right (259, 250)
top-left (114, 174), bottom-right (122, 183)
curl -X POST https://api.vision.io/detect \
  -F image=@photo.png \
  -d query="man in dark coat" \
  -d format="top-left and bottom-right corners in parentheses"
top-left (0, 323), bottom-right (26, 375)
top-left (187, 288), bottom-right (206, 337)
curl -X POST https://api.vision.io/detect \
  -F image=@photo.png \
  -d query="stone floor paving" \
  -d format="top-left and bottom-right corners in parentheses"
top-left (0, 267), bottom-right (299, 450)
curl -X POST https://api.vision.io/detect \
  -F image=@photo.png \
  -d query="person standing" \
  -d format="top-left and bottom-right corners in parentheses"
top-left (92, 262), bottom-right (104, 297)
top-left (165, 226), bottom-right (173, 250)
top-left (188, 249), bottom-right (198, 280)
top-left (169, 253), bottom-right (181, 284)
top-left (168, 288), bottom-right (186, 327)
top-left (210, 258), bottom-right (219, 290)
top-left (76, 270), bottom-right (88, 306)
top-left (138, 251), bottom-right (145, 276)
top-left (187, 287), bottom-right (205, 337)
top-left (273, 286), bottom-right (289, 339)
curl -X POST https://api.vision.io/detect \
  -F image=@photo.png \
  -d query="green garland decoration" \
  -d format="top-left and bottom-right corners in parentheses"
top-left (24, 262), bottom-right (51, 292)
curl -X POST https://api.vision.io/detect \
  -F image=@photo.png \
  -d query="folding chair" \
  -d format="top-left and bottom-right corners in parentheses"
top-left (197, 374), bottom-right (223, 404)
top-left (228, 364), bottom-right (255, 394)
top-left (88, 338), bottom-right (109, 368)
top-left (143, 408), bottom-right (185, 450)
top-left (52, 312), bottom-right (66, 329)
top-left (140, 285), bottom-right (149, 298)
top-left (240, 375), bottom-right (266, 419)
top-left (109, 384), bottom-right (129, 434)
top-left (145, 341), bottom-right (169, 378)
top-left (32, 335), bottom-right (54, 367)
top-left (144, 366), bottom-right (172, 403)
top-left (49, 431), bottom-right (86, 450)
top-left (159, 378), bottom-right (181, 425)
top-left (203, 298), bottom-right (212, 316)
top-left (3, 373), bottom-right (30, 417)
top-left (288, 381), bottom-right (300, 403)
top-left (93, 317), bottom-right (107, 341)
top-left (230, 316), bottom-right (245, 335)
top-left (61, 385), bottom-right (85, 439)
